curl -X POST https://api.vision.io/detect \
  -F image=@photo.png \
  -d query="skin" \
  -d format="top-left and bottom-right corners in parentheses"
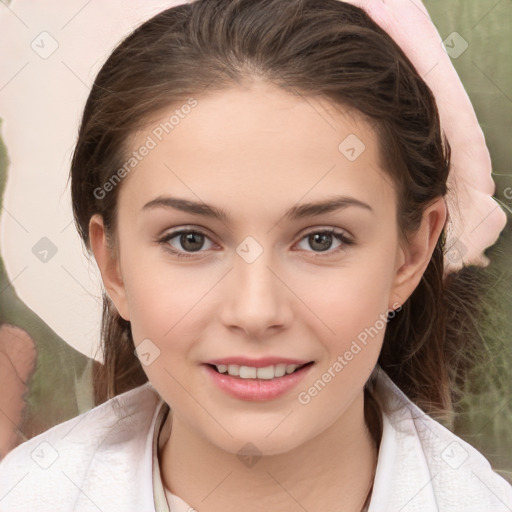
top-left (90, 79), bottom-right (446, 512)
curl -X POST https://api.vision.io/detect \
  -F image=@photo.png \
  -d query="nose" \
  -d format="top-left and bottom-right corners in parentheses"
top-left (218, 244), bottom-right (293, 339)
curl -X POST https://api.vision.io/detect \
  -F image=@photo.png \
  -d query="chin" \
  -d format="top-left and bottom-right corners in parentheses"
top-left (205, 425), bottom-right (309, 460)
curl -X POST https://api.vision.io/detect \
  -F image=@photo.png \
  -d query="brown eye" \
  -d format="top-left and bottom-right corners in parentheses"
top-left (177, 232), bottom-right (205, 252)
top-left (308, 232), bottom-right (335, 252)
top-left (158, 229), bottom-right (215, 258)
top-left (296, 229), bottom-right (354, 255)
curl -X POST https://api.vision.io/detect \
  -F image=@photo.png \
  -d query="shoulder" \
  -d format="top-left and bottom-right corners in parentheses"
top-left (370, 366), bottom-right (512, 511)
top-left (0, 381), bottom-right (162, 512)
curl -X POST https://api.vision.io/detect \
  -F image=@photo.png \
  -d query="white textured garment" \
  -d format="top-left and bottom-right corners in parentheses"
top-left (0, 366), bottom-right (511, 511)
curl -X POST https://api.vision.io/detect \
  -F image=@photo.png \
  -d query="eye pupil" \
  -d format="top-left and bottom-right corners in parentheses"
top-left (309, 233), bottom-right (332, 252)
top-left (181, 232), bottom-right (204, 251)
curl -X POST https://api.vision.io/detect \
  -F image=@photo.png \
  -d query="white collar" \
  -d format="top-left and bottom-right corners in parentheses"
top-left (1, 367), bottom-right (510, 511)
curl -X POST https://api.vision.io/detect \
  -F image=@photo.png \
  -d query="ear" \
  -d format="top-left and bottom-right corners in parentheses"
top-left (389, 197), bottom-right (447, 309)
top-left (89, 214), bottom-right (130, 321)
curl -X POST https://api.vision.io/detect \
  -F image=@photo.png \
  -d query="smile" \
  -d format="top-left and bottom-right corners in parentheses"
top-left (212, 363), bottom-right (310, 380)
top-left (203, 361), bottom-right (315, 401)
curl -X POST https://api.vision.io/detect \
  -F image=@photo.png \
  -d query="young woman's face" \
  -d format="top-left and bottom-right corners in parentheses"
top-left (103, 81), bottom-right (409, 455)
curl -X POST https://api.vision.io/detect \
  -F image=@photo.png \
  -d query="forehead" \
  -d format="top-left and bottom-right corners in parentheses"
top-left (117, 81), bottom-right (396, 219)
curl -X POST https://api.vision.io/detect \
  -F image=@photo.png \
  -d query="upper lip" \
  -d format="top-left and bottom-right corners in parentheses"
top-left (204, 357), bottom-right (313, 368)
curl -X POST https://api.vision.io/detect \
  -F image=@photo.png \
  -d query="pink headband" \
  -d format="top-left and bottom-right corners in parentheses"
top-left (342, 0), bottom-right (507, 273)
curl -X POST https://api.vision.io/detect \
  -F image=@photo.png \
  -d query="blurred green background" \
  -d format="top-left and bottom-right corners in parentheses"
top-left (0, 0), bottom-right (511, 482)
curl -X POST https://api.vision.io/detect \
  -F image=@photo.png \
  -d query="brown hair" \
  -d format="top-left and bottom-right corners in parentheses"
top-left (70, 0), bottom-right (486, 424)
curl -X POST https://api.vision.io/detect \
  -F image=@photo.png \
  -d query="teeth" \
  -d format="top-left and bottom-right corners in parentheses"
top-left (227, 364), bottom-right (240, 376)
top-left (274, 364), bottom-right (287, 378)
top-left (239, 366), bottom-right (257, 378)
top-left (216, 363), bottom-right (303, 379)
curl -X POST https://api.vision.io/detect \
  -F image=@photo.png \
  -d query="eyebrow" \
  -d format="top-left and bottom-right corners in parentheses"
top-left (142, 194), bottom-right (374, 223)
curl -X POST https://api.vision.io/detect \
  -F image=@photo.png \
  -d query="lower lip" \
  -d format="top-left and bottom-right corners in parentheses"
top-left (203, 363), bottom-right (314, 401)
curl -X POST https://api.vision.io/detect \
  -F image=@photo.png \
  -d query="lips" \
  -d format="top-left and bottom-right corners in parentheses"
top-left (202, 358), bottom-right (315, 401)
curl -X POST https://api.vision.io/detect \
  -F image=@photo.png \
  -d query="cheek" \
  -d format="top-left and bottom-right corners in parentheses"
top-left (296, 256), bottom-right (395, 341)
top-left (125, 274), bottom-right (199, 342)
top-left (120, 247), bottom-right (217, 354)
top-left (293, 264), bottom-right (392, 427)
top-left (119, 238), bottom-right (186, 325)
top-left (291, 251), bottom-right (396, 408)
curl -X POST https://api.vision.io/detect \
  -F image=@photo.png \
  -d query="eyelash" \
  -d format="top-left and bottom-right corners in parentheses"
top-left (156, 227), bottom-right (354, 259)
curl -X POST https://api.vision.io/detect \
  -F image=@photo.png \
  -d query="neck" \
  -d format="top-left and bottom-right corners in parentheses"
top-left (159, 389), bottom-right (380, 512)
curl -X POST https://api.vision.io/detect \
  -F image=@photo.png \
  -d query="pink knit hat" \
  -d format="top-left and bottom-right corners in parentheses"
top-left (343, 0), bottom-right (507, 273)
